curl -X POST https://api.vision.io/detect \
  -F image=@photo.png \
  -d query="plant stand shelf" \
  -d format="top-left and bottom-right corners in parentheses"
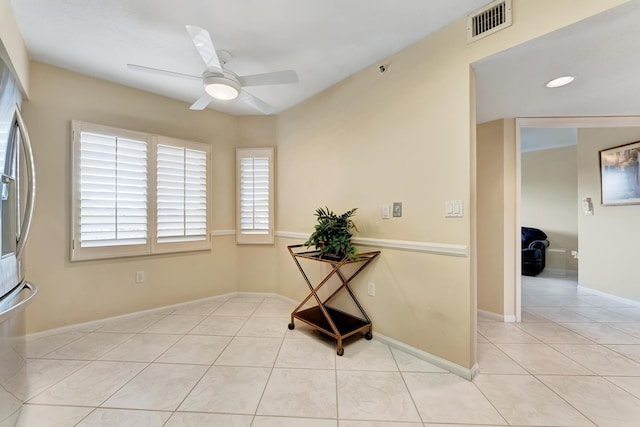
top-left (287, 244), bottom-right (380, 356)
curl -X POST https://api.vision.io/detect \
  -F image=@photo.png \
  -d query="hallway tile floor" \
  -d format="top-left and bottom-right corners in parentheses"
top-left (4, 275), bottom-right (640, 426)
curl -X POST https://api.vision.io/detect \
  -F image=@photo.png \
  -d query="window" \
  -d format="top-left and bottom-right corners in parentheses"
top-left (153, 137), bottom-right (209, 253)
top-left (71, 121), bottom-right (210, 260)
top-left (236, 147), bottom-right (274, 244)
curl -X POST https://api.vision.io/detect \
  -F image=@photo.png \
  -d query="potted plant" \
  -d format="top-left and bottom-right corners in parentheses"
top-left (305, 207), bottom-right (358, 260)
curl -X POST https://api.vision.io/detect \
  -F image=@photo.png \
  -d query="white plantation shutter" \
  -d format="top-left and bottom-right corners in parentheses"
top-left (236, 148), bottom-right (274, 244)
top-left (78, 131), bottom-right (148, 248)
top-left (156, 144), bottom-right (208, 243)
top-left (71, 122), bottom-right (210, 261)
top-left (240, 157), bottom-right (270, 234)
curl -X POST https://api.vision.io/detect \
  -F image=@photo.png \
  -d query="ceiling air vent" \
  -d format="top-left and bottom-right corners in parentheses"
top-left (467, 0), bottom-right (512, 43)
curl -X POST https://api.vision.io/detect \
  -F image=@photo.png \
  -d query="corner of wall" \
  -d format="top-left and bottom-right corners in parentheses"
top-left (0, 0), bottom-right (30, 95)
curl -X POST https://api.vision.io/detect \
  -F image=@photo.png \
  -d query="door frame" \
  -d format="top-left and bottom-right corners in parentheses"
top-left (514, 116), bottom-right (640, 321)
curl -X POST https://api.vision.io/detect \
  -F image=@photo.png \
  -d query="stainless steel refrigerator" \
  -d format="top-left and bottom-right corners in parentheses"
top-left (0, 55), bottom-right (37, 425)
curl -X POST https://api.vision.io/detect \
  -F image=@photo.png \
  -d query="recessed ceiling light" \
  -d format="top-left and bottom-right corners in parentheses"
top-left (546, 76), bottom-right (575, 88)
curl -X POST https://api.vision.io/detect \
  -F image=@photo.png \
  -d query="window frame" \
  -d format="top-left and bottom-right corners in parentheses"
top-left (71, 121), bottom-right (211, 261)
top-left (236, 147), bottom-right (275, 245)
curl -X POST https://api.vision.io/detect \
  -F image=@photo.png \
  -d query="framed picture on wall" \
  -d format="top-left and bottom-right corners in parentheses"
top-left (599, 140), bottom-right (640, 205)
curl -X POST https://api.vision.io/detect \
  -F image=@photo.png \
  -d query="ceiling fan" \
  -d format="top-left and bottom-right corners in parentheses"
top-left (127, 25), bottom-right (298, 114)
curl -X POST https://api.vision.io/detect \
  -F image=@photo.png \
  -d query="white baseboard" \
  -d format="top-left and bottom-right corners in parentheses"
top-left (470, 362), bottom-right (480, 379)
top-left (373, 332), bottom-right (477, 380)
top-left (234, 291), bottom-right (280, 299)
top-left (504, 314), bottom-right (516, 322)
top-left (478, 309), bottom-right (516, 323)
top-left (577, 285), bottom-right (640, 308)
top-left (543, 268), bottom-right (578, 279)
top-left (26, 292), bottom-right (238, 340)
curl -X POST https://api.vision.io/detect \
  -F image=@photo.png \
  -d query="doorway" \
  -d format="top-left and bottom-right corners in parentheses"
top-left (514, 116), bottom-right (640, 320)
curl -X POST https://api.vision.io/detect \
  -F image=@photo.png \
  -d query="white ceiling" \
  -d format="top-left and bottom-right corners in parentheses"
top-left (474, 0), bottom-right (640, 123)
top-left (10, 0), bottom-right (489, 115)
top-left (521, 128), bottom-right (577, 153)
top-left (474, 0), bottom-right (640, 153)
top-left (11, 1), bottom-right (640, 121)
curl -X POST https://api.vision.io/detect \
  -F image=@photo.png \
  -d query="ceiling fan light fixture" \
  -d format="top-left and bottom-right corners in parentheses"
top-left (546, 75), bottom-right (575, 88)
top-left (204, 75), bottom-right (240, 100)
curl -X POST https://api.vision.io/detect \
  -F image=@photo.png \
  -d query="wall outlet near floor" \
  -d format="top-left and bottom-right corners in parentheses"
top-left (135, 271), bottom-right (145, 284)
top-left (367, 282), bottom-right (375, 296)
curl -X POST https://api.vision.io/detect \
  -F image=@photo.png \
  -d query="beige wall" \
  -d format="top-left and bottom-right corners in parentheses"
top-left (476, 119), bottom-right (516, 317)
top-left (273, 1), bottom-right (626, 368)
top-left (577, 127), bottom-right (640, 302)
top-left (15, 0), bottom-right (631, 371)
top-left (275, 18), bottom-right (475, 367)
top-left (522, 145), bottom-right (579, 272)
top-left (0, 0), bottom-right (29, 93)
top-left (235, 116), bottom-right (279, 293)
top-left (22, 62), bottom-right (246, 332)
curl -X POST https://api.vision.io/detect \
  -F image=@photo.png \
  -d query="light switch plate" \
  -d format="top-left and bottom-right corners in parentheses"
top-left (392, 202), bottom-right (402, 217)
top-left (445, 200), bottom-right (463, 217)
top-left (381, 204), bottom-right (390, 219)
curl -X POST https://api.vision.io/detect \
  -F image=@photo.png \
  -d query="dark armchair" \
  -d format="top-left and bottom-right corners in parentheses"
top-left (522, 227), bottom-right (550, 276)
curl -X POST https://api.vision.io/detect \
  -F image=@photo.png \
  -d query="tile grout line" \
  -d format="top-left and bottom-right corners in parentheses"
top-left (531, 372), bottom-right (600, 427)
top-left (248, 301), bottom-right (289, 427)
top-left (73, 299), bottom-right (253, 424)
top-left (501, 276), bottom-right (640, 425)
top-left (391, 346), bottom-right (426, 425)
top-left (169, 297), bottom-right (264, 424)
top-left (30, 330), bottom-right (92, 360)
top-left (478, 341), bottom-right (530, 375)
top-left (90, 306), bottom-right (215, 415)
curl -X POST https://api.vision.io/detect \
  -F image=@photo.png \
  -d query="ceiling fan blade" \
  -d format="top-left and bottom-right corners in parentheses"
top-left (238, 91), bottom-right (276, 115)
top-left (189, 93), bottom-right (213, 110)
top-left (127, 64), bottom-right (201, 81)
top-left (238, 70), bottom-right (299, 87)
top-left (185, 25), bottom-right (222, 71)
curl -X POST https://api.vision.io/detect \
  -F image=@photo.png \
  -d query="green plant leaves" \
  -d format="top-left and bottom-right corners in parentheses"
top-left (304, 207), bottom-right (358, 259)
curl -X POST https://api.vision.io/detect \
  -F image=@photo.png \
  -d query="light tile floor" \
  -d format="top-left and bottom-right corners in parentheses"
top-left (6, 274), bottom-right (640, 426)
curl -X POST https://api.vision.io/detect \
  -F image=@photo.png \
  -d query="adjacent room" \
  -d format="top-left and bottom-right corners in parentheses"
top-left (2, 0), bottom-right (640, 426)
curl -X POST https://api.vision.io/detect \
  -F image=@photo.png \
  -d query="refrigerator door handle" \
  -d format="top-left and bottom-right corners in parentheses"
top-left (14, 107), bottom-right (36, 261)
top-left (0, 282), bottom-right (37, 324)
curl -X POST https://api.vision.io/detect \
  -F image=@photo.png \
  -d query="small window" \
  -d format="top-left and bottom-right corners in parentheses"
top-left (236, 147), bottom-right (275, 244)
top-left (71, 121), bottom-right (210, 261)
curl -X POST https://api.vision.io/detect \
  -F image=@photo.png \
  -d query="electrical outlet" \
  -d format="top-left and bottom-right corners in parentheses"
top-left (367, 282), bottom-right (375, 296)
top-left (136, 271), bottom-right (145, 284)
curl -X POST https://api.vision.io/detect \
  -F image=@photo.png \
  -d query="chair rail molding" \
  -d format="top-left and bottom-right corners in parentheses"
top-left (210, 229), bottom-right (235, 237)
top-left (213, 229), bottom-right (469, 257)
top-left (276, 231), bottom-right (468, 257)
